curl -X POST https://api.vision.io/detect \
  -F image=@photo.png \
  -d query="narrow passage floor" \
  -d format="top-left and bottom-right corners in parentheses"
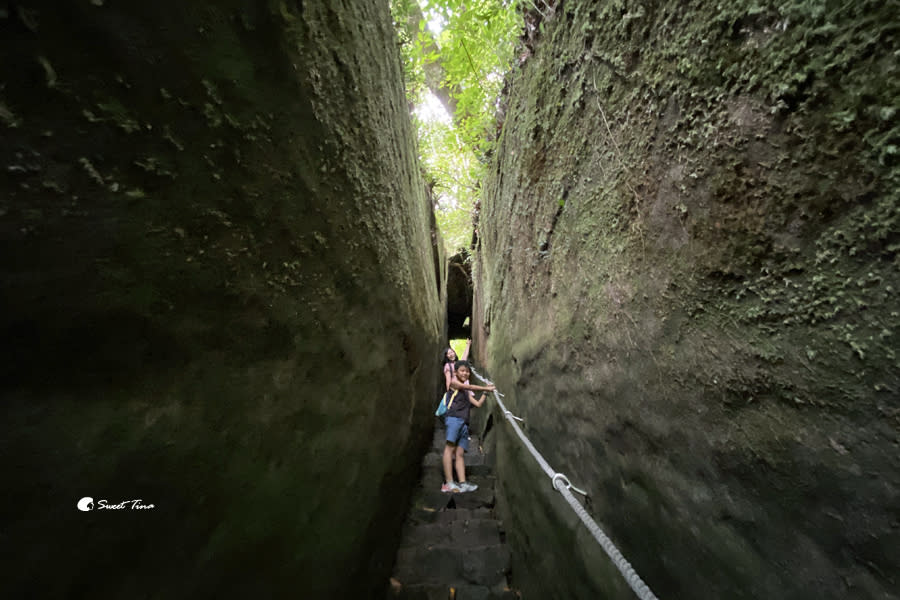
top-left (388, 425), bottom-right (517, 600)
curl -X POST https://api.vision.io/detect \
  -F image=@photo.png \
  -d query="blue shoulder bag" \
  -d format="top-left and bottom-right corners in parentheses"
top-left (435, 389), bottom-right (460, 417)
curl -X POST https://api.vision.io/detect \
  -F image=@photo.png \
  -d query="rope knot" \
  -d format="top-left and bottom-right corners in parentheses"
top-left (552, 472), bottom-right (588, 496)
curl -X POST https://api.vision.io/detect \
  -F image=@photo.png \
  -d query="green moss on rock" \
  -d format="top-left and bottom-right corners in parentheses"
top-left (474, 1), bottom-right (898, 598)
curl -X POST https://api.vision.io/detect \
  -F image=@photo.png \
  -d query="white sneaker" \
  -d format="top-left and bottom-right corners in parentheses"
top-left (441, 482), bottom-right (461, 493)
top-left (458, 482), bottom-right (478, 493)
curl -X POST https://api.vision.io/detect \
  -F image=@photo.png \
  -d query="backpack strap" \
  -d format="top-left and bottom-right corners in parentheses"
top-left (447, 388), bottom-right (462, 411)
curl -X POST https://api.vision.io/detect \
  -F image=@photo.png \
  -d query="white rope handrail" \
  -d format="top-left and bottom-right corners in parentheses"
top-left (471, 367), bottom-right (660, 600)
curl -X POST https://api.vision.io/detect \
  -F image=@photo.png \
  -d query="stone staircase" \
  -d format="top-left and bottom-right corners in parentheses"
top-left (388, 425), bottom-right (517, 600)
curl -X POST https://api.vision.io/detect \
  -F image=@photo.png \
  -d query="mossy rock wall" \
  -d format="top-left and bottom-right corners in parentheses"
top-left (474, 2), bottom-right (898, 598)
top-left (1, 2), bottom-right (442, 597)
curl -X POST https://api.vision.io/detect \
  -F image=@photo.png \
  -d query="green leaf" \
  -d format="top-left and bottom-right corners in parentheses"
top-left (392, 0), bottom-right (519, 252)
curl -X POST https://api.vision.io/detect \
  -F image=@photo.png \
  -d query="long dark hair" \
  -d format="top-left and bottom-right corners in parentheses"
top-left (442, 347), bottom-right (456, 366)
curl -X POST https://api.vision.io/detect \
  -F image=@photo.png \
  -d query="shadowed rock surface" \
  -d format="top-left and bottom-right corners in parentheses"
top-left (447, 250), bottom-right (473, 339)
top-left (473, 2), bottom-right (899, 599)
top-left (1, 2), bottom-right (442, 597)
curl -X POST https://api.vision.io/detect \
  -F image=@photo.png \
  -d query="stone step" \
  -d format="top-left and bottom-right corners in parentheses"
top-left (447, 487), bottom-right (495, 510)
top-left (398, 519), bottom-right (503, 549)
top-left (406, 506), bottom-right (495, 526)
top-left (419, 470), bottom-right (495, 491)
top-left (393, 543), bottom-right (511, 586)
top-left (388, 581), bottom-right (518, 600)
top-left (433, 507), bottom-right (495, 524)
top-left (410, 477), bottom-right (495, 509)
top-left (409, 486), bottom-right (456, 513)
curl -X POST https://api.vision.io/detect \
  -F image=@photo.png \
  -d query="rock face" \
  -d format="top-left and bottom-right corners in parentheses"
top-left (447, 250), bottom-right (473, 339)
top-left (1, 2), bottom-right (442, 597)
top-left (474, 2), bottom-right (898, 599)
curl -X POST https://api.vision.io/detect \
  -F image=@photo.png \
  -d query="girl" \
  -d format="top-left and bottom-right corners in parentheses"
top-left (442, 338), bottom-right (471, 391)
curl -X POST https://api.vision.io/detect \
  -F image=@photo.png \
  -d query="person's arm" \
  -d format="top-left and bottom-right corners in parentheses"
top-left (461, 338), bottom-right (472, 361)
top-left (469, 391), bottom-right (487, 408)
top-left (443, 363), bottom-right (453, 391)
top-left (449, 377), bottom-right (495, 393)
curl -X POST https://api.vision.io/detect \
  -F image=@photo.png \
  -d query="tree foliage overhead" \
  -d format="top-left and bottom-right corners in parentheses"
top-left (391, 0), bottom-right (520, 253)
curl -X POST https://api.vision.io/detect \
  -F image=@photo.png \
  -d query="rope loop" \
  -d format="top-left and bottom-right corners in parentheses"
top-left (552, 472), bottom-right (571, 491)
top-left (552, 472), bottom-right (588, 496)
top-left (503, 409), bottom-right (524, 422)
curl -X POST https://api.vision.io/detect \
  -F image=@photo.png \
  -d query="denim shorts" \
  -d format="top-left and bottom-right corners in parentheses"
top-left (445, 416), bottom-right (469, 451)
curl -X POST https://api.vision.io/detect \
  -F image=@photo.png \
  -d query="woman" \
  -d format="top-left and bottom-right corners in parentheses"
top-left (442, 339), bottom-right (471, 391)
